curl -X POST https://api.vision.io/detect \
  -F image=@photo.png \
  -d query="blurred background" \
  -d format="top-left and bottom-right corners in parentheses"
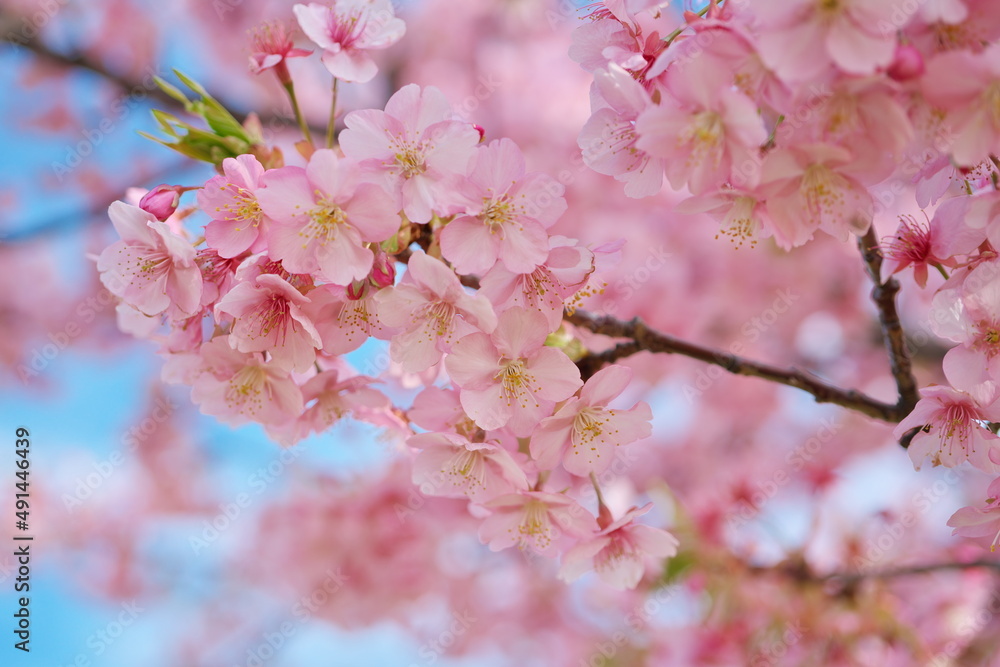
top-left (1, 0), bottom-right (994, 665)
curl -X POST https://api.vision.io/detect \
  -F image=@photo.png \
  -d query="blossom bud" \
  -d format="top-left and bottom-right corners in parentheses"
top-left (371, 251), bottom-right (396, 288)
top-left (347, 279), bottom-right (368, 301)
top-left (887, 44), bottom-right (925, 81)
top-left (139, 185), bottom-right (182, 221)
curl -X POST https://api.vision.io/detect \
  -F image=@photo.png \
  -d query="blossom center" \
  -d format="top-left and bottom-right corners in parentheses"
top-left (226, 365), bottom-right (265, 414)
top-left (216, 184), bottom-right (263, 231)
top-left (495, 359), bottom-right (539, 408)
top-left (304, 196), bottom-right (347, 245)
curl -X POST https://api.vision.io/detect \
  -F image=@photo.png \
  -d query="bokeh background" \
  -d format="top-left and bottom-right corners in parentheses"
top-left (1, 0), bottom-right (995, 666)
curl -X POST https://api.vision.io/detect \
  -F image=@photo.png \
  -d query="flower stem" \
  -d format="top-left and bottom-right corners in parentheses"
top-left (326, 77), bottom-right (340, 149)
top-left (283, 81), bottom-right (313, 145)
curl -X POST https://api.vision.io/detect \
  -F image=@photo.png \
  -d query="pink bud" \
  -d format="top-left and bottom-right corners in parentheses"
top-left (139, 185), bottom-right (182, 221)
top-left (346, 279), bottom-right (368, 301)
top-left (370, 251), bottom-right (396, 289)
top-left (887, 44), bottom-right (925, 81)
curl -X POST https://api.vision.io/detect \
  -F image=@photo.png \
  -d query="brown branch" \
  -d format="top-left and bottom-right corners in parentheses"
top-left (0, 17), bottom-right (326, 136)
top-left (858, 227), bottom-right (920, 418)
top-left (566, 310), bottom-right (904, 422)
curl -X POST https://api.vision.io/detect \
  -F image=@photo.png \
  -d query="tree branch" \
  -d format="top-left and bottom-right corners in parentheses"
top-left (858, 227), bottom-right (920, 418)
top-left (566, 310), bottom-right (905, 422)
top-left (0, 17), bottom-right (326, 137)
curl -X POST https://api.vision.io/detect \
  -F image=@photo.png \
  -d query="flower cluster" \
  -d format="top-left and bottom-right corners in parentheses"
top-left (571, 0), bottom-right (1000, 249)
top-left (98, 8), bottom-right (671, 586)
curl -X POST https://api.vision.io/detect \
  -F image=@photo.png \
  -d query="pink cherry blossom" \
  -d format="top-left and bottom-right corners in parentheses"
top-left (195, 247), bottom-right (243, 308)
top-left (478, 236), bottom-right (596, 330)
top-left (478, 491), bottom-right (597, 556)
top-left (198, 154), bottom-right (269, 259)
top-left (270, 369), bottom-right (388, 445)
top-left (256, 149), bottom-right (400, 285)
top-left (634, 59), bottom-right (766, 196)
top-left (97, 201), bottom-right (202, 319)
top-left (248, 21), bottom-right (312, 84)
top-left (190, 336), bottom-right (304, 427)
top-left (931, 261), bottom-right (1000, 390)
top-left (559, 503), bottom-right (678, 589)
top-left (408, 386), bottom-right (478, 438)
top-left (302, 282), bottom-right (393, 356)
top-left (675, 188), bottom-right (774, 249)
top-left (375, 251), bottom-right (497, 373)
top-left (293, 0), bottom-right (405, 83)
top-left (578, 63), bottom-right (664, 199)
top-left (947, 476), bottom-right (1000, 551)
top-left (757, 143), bottom-right (874, 249)
top-left (409, 432), bottom-right (528, 503)
top-left (439, 138), bottom-right (566, 275)
top-left (894, 384), bottom-right (1000, 472)
top-left (755, 0), bottom-right (899, 81)
top-left (568, 1), bottom-right (677, 83)
top-left (339, 84), bottom-right (480, 223)
top-left (445, 307), bottom-right (583, 436)
top-left (923, 43), bottom-right (1000, 167)
top-left (881, 212), bottom-right (953, 289)
top-left (215, 273), bottom-right (321, 373)
top-left (530, 364), bottom-right (652, 477)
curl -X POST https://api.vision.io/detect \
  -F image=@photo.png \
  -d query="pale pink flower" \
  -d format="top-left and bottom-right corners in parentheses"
top-left (215, 274), bottom-right (321, 373)
top-left (948, 476), bottom-right (1000, 552)
top-left (578, 63), bottom-right (664, 199)
top-left (478, 491), bottom-right (597, 556)
top-left (478, 237), bottom-right (596, 331)
top-left (293, 0), bottom-right (405, 83)
top-left (923, 43), bottom-right (1000, 167)
top-left (931, 261), bottom-right (1000, 390)
top-left (256, 149), bottom-right (400, 286)
top-left (569, 2), bottom-right (676, 83)
top-left (97, 201), bottom-right (202, 319)
top-left (755, 0), bottom-right (899, 81)
top-left (409, 432), bottom-right (528, 503)
top-left (375, 252), bottom-right (497, 373)
top-left (190, 337), bottom-right (304, 427)
top-left (530, 365), bottom-right (652, 477)
top-left (445, 307), bottom-right (583, 437)
top-left (339, 84), bottom-right (480, 223)
top-left (408, 386), bottom-right (479, 438)
top-left (559, 503), bottom-right (678, 589)
top-left (302, 282), bottom-right (394, 356)
top-left (439, 138), bottom-right (566, 275)
top-left (634, 60), bottom-right (766, 196)
top-left (270, 370), bottom-right (388, 445)
top-left (198, 154), bottom-right (269, 259)
top-left (894, 384), bottom-right (1000, 472)
top-left (757, 144), bottom-right (874, 249)
top-left (675, 188), bottom-right (774, 249)
top-left (249, 21), bottom-right (312, 84)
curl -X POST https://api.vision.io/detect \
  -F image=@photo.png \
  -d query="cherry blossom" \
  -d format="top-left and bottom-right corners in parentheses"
top-left (478, 491), bottom-right (597, 556)
top-left (559, 503), bottom-right (678, 589)
top-left (530, 364), bottom-right (652, 477)
top-left (439, 138), bottom-right (567, 275)
top-left (248, 20), bottom-right (312, 83)
top-left (97, 201), bottom-right (202, 319)
top-left (198, 154), bottom-right (269, 259)
top-left (409, 432), bottom-right (528, 503)
top-left (293, 0), bottom-right (405, 83)
top-left (256, 149), bottom-right (400, 285)
top-left (339, 84), bottom-right (481, 223)
top-left (445, 307), bottom-right (582, 436)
